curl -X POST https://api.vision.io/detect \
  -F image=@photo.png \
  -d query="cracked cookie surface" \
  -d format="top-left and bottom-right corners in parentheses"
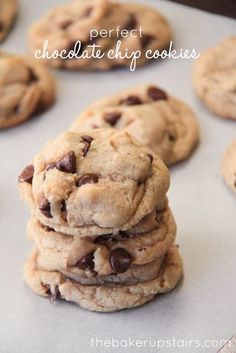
top-left (71, 84), bottom-right (199, 165)
top-left (23, 244), bottom-right (183, 312)
top-left (28, 0), bottom-right (171, 70)
top-left (0, 51), bottom-right (55, 129)
top-left (18, 129), bottom-right (170, 236)
top-left (193, 36), bottom-right (236, 120)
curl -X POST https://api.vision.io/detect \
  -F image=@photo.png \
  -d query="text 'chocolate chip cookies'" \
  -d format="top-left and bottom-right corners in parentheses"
top-left (0, 0), bottom-right (17, 42)
top-left (193, 36), bottom-right (236, 120)
top-left (28, 0), bottom-right (172, 70)
top-left (0, 52), bottom-right (56, 129)
top-left (71, 84), bottom-right (199, 166)
top-left (19, 129), bottom-right (183, 312)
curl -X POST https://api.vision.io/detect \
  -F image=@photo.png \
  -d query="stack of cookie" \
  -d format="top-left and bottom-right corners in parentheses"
top-left (19, 129), bottom-right (183, 312)
top-left (28, 0), bottom-right (172, 70)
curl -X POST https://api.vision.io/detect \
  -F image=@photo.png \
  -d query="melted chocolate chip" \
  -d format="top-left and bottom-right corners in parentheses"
top-left (140, 34), bottom-right (154, 49)
top-left (167, 132), bottom-right (176, 142)
top-left (147, 86), bottom-right (167, 101)
top-left (77, 252), bottom-right (95, 270)
top-left (18, 165), bottom-right (34, 184)
top-left (81, 135), bottom-right (94, 157)
top-left (147, 154), bottom-right (153, 163)
top-left (56, 151), bottom-right (76, 173)
top-left (28, 68), bottom-right (38, 83)
top-left (77, 173), bottom-right (98, 187)
top-left (109, 248), bottom-right (133, 273)
top-left (39, 196), bottom-right (52, 218)
top-left (120, 95), bottom-right (142, 106)
top-left (103, 112), bottom-right (121, 126)
top-left (124, 14), bottom-right (137, 30)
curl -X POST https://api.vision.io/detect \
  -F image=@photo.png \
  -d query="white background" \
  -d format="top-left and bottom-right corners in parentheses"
top-left (0, 0), bottom-right (236, 352)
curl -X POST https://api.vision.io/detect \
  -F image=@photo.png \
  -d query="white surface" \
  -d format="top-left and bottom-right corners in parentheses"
top-left (0, 1), bottom-right (236, 352)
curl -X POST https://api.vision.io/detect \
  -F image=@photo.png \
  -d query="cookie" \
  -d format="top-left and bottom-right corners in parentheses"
top-left (0, 0), bottom-right (17, 42)
top-left (222, 139), bottom-right (236, 193)
top-left (28, 0), bottom-right (171, 70)
top-left (193, 36), bottom-right (236, 120)
top-left (0, 51), bottom-right (56, 129)
top-left (71, 85), bottom-right (199, 165)
top-left (18, 129), bottom-right (170, 236)
top-left (23, 244), bottom-right (183, 312)
top-left (26, 205), bottom-right (176, 281)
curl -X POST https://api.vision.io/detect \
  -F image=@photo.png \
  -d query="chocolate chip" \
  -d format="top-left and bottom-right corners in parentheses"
top-left (18, 165), bottom-right (34, 184)
top-left (147, 86), bottom-right (167, 101)
top-left (77, 252), bottom-right (95, 270)
top-left (56, 151), bottom-right (76, 173)
top-left (81, 135), bottom-right (94, 157)
top-left (120, 95), bottom-right (142, 106)
top-left (124, 14), bottom-right (137, 30)
top-left (28, 68), bottom-right (38, 83)
top-left (147, 153), bottom-right (153, 163)
top-left (61, 200), bottom-right (66, 213)
top-left (103, 112), bottom-right (121, 126)
top-left (167, 132), bottom-right (176, 142)
top-left (39, 196), bottom-right (52, 218)
top-left (81, 135), bottom-right (94, 144)
top-left (109, 248), bottom-right (133, 273)
top-left (77, 173), bottom-right (98, 187)
top-left (83, 6), bottom-right (93, 17)
top-left (140, 34), bottom-right (154, 49)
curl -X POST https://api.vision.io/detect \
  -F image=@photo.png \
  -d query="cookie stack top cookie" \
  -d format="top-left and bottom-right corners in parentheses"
top-left (19, 129), bottom-right (170, 237)
top-left (28, 0), bottom-right (172, 70)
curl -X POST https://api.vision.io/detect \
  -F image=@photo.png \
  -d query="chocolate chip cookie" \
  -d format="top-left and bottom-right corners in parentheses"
top-left (24, 244), bottom-right (182, 312)
top-left (71, 85), bottom-right (199, 165)
top-left (193, 36), bottom-right (236, 120)
top-left (28, 0), bottom-right (171, 70)
top-left (0, 51), bottom-right (56, 129)
top-left (26, 203), bottom-right (176, 284)
top-left (19, 128), bottom-right (183, 311)
top-left (0, 0), bottom-right (17, 42)
top-left (18, 129), bottom-right (170, 236)
top-left (222, 139), bottom-right (236, 193)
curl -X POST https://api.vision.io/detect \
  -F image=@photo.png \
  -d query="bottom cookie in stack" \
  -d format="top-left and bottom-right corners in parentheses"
top-left (23, 203), bottom-right (183, 312)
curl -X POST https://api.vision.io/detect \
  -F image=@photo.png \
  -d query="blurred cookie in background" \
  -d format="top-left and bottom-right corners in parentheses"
top-left (0, 0), bottom-right (17, 42)
top-left (0, 51), bottom-right (56, 129)
top-left (193, 36), bottom-right (236, 120)
top-left (71, 84), bottom-right (199, 166)
top-left (28, 0), bottom-right (172, 70)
